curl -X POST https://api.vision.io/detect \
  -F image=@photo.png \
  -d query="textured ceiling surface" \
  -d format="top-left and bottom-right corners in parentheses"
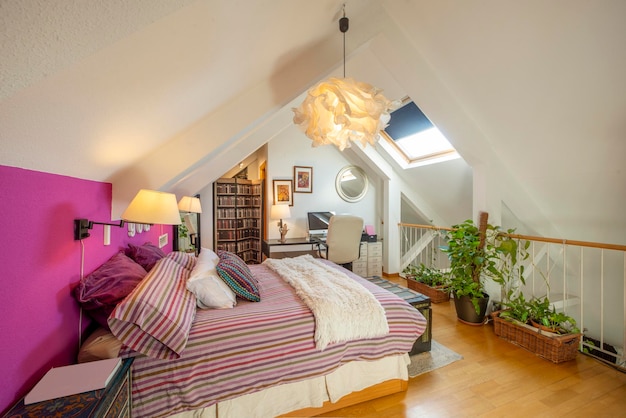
top-left (1, 0), bottom-right (625, 245)
top-left (0, 0), bottom-right (198, 100)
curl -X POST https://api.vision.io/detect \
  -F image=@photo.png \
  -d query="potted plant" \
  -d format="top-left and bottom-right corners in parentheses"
top-left (442, 212), bottom-right (524, 325)
top-left (527, 296), bottom-right (580, 335)
top-left (403, 263), bottom-right (450, 303)
top-left (492, 294), bottom-right (581, 363)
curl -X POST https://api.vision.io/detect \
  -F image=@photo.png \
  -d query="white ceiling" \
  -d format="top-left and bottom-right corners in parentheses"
top-left (1, 0), bottom-right (625, 245)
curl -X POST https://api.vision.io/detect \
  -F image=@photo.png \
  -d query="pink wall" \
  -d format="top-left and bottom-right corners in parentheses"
top-left (0, 165), bottom-right (174, 414)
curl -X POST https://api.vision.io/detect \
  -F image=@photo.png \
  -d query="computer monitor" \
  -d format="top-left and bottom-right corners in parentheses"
top-left (307, 211), bottom-right (335, 238)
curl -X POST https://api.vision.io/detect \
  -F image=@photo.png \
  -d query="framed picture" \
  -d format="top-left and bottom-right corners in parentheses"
top-left (294, 166), bottom-right (313, 193)
top-left (273, 179), bottom-right (293, 206)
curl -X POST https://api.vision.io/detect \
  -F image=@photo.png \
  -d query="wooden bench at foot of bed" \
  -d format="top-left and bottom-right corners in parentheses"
top-left (279, 378), bottom-right (408, 417)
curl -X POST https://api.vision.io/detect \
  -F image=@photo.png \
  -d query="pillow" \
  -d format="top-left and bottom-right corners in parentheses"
top-left (216, 250), bottom-right (261, 302)
top-left (73, 252), bottom-right (147, 330)
top-left (166, 251), bottom-right (198, 271)
top-left (78, 327), bottom-right (123, 363)
top-left (187, 249), bottom-right (236, 309)
top-left (126, 242), bottom-right (166, 271)
top-left (108, 257), bottom-right (196, 360)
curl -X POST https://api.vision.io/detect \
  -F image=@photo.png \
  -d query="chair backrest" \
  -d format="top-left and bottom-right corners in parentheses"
top-left (325, 215), bottom-right (364, 264)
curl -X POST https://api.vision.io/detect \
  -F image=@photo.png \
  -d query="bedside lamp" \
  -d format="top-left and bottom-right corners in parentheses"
top-left (270, 205), bottom-right (291, 243)
top-left (178, 196), bottom-right (202, 213)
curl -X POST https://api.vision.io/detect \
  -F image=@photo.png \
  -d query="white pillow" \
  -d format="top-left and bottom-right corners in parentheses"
top-left (186, 249), bottom-right (237, 309)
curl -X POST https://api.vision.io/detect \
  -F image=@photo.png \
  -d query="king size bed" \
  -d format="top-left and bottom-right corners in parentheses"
top-left (74, 244), bottom-right (426, 417)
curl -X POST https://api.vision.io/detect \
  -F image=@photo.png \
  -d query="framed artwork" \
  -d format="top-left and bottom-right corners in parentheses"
top-left (294, 166), bottom-right (313, 193)
top-left (273, 179), bottom-right (293, 206)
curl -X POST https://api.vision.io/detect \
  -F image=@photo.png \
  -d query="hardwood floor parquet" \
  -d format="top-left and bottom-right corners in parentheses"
top-left (316, 278), bottom-right (626, 417)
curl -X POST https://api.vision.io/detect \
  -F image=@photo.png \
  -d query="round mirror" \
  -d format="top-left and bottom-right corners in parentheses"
top-left (335, 165), bottom-right (368, 202)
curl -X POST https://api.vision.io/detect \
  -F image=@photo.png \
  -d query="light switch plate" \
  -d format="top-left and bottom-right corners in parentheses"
top-left (159, 233), bottom-right (168, 248)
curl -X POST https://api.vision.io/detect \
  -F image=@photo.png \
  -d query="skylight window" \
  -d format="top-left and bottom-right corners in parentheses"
top-left (380, 98), bottom-right (459, 168)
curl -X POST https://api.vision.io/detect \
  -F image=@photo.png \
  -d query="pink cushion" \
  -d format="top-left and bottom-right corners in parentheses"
top-left (108, 257), bottom-right (196, 359)
top-left (166, 251), bottom-right (198, 271)
top-left (72, 252), bottom-right (147, 329)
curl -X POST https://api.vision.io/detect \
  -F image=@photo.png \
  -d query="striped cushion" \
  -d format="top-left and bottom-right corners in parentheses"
top-left (166, 251), bottom-right (197, 271)
top-left (108, 257), bottom-right (196, 359)
top-left (216, 250), bottom-right (261, 302)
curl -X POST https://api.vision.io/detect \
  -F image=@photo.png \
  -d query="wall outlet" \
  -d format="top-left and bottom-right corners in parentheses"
top-left (159, 233), bottom-right (168, 248)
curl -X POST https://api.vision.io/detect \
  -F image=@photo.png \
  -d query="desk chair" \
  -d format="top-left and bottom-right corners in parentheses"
top-left (317, 215), bottom-right (364, 270)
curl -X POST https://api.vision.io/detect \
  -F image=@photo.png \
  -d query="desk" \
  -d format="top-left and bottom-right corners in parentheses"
top-left (262, 237), bottom-right (321, 258)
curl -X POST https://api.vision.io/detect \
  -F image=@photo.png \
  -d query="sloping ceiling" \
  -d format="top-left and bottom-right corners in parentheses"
top-left (1, 0), bottom-right (625, 246)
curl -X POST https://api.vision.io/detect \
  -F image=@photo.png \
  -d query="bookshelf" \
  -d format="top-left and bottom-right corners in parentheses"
top-left (213, 178), bottom-right (264, 264)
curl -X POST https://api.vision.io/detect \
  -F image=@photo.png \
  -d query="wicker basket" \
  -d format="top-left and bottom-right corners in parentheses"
top-left (406, 279), bottom-right (450, 303)
top-left (491, 311), bottom-right (581, 363)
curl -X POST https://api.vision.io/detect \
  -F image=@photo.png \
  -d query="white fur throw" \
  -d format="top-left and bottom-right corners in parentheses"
top-left (263, 255), bottom-right (389, 350)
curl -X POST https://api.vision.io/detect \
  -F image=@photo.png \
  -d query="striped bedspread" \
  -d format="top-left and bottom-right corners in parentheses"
top-left (129, 261), bottom-right (426, 418)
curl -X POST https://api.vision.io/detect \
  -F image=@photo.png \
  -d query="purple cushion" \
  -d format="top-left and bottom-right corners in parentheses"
top-left (126, 242), bottom-right (166, 271)
top-left (216, 250), bottom-right (260, 302)
top-left (73, 252), bottom-right (147, 329)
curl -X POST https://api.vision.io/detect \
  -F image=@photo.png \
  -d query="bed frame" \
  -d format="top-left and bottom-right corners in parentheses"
top-left (280, 379), bottom-right (407, 416)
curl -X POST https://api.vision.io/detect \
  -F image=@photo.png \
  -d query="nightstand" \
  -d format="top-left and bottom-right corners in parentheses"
top-left (4, 358), bottom-right (133, 418)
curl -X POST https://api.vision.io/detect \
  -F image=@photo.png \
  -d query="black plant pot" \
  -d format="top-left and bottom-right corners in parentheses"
top-left (453, 293), bottom-right (489, 325)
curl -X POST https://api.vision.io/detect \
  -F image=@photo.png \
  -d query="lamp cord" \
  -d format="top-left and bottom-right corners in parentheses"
top-left (78, 239), bottom-right (85, 351)
top-left (343, 17), bottom-right (346, 78)
top-left (341, 4), bottom-right (348, 78)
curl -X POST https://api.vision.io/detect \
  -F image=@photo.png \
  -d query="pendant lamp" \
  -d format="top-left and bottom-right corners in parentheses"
top-left (293, 7), bottom-right (393, 151)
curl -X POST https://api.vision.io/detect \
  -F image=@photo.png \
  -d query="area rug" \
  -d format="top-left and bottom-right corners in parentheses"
top-left (408, 340), bottom-right (463, 378)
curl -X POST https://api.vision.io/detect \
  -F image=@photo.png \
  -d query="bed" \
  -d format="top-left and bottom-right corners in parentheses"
top-left (74, 245), bottom-right (426, 418)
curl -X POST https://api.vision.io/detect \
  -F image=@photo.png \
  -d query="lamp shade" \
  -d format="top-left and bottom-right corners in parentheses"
top-left (178, 196), bottom-right (202, 213)
top-left (121, 189), bottom-right (182, 225)
top-left (270, 205), bottom-right (291, 220)
top-left (292, 77), bottom-right (393, 151)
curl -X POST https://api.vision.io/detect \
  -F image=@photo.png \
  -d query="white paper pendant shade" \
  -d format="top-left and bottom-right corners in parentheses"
top-left (121, 189), bottom-right (182, 225)
top-left (293, 77), bottom-right (393, 151)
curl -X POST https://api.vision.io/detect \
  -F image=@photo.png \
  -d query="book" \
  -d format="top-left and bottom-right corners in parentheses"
top-left (25, 358), bottom-right (122, 405)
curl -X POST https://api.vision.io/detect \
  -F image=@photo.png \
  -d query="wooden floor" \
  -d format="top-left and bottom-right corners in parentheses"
top-left (317, 279), bottom-right (626, 418)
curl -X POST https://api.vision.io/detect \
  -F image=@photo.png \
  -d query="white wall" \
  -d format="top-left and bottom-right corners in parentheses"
top-left (266, 125), bottom-right (378, 241)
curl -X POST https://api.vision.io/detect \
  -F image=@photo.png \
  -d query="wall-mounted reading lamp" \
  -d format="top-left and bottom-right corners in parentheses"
top-left (73, 219), bottom-right (124, 241)
top-left (74, 189), bottom-right (182, 241)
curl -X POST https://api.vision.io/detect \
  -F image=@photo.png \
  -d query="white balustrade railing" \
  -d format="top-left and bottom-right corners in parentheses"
top-left (399, 222), bottom-right (626, 371)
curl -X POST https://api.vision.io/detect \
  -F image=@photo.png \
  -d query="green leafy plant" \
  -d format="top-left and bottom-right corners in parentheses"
top-left (403, 264), bottom-right (447, 287)
top-left (441, 216), bottom-right (530, 315)
top-left (528, 297), bottom-right (580, 334)
top-left (499, 293), bottom-right (530, 324)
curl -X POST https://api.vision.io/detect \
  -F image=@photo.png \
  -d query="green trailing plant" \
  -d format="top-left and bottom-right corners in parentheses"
top-left (178, 216), bottom-right (189, 239)
top-left (177, 215), bottom-right (195, 252)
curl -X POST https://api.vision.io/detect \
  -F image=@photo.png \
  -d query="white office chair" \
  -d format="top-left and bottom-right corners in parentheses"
top-left (317, 215), bottom-right (364, 270)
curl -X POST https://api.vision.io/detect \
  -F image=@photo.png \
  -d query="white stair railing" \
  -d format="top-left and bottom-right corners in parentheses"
top-left (399, 222), bottom-right (626, 371)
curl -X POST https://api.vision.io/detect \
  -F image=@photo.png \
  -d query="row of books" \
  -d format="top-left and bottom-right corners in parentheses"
top-left (216, 208), bottom-right (262, 219)
top-left (215, 184), bottom-right (262, 195)
top-left (215, 196), bottom-right (262, 206)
